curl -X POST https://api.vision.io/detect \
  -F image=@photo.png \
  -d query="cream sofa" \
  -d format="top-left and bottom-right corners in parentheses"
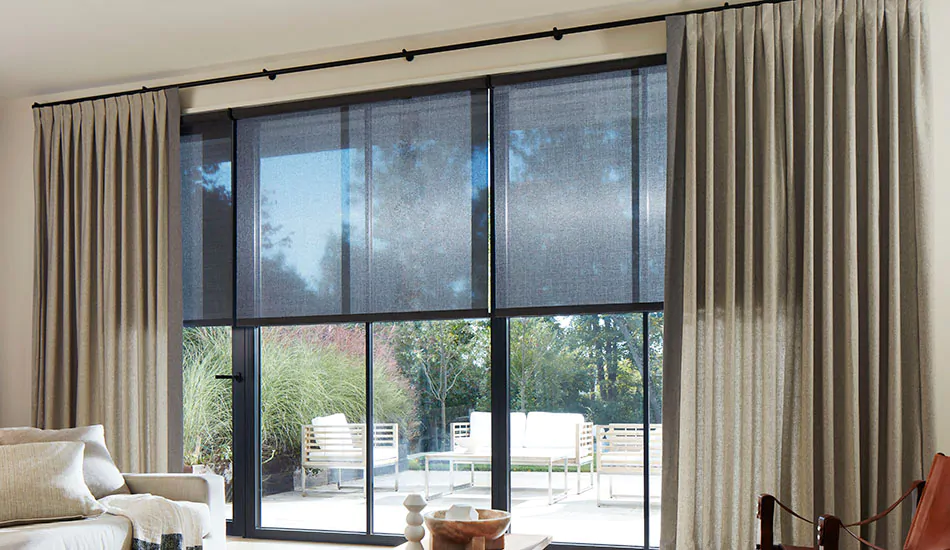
top-left (0, 473), bottom-right (226, 550)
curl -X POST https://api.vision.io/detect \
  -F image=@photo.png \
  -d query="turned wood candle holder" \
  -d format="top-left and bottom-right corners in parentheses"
top-left (423, 509), bottom-right (512, 550)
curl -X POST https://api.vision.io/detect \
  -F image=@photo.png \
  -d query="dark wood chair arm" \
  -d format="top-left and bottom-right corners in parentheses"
top-left (817, 515), bottom-right (843, 550)
top-left (758, 494), bottom-right (777, 549)
top-left (758, 493), bottom-right (816, 549)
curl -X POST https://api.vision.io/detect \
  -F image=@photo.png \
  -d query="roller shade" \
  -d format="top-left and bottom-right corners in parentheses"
top-left (492, 66), bottom-right (667, 311)
top-left (180, 120), bottom-right (234, 325)
top-left (235, 90), bottom-right (489, 323)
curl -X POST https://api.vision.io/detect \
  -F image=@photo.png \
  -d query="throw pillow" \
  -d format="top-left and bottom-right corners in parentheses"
top-left (0, 425), bottom-right (129, 499)
top-left (0, 441), bottom-right (104, 526)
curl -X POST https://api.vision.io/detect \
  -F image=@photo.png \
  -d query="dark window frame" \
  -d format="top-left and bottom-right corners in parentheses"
top-left (180, 53), bottom-right (667, 550)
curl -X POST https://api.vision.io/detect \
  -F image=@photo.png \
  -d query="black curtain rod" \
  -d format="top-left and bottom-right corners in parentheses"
top-left (32, 0), bottom-right (788, 110)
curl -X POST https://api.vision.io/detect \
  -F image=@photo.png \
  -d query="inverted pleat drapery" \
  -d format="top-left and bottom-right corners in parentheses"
top-left (32, 90), bottom-right (183, 473)
top-left (663, 0), bottom-right (932, 548)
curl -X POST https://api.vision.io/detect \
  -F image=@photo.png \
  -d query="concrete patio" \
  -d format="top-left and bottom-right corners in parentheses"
top-left (254, 469), bottom-right (661, 547)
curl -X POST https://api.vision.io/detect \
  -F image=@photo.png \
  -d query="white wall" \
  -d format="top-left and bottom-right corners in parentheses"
top-left (0, 0), bottom-right (947, 458)
top-left (0, 98), bottom-right (35, 427)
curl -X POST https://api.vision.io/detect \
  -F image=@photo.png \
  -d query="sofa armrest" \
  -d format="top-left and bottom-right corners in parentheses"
top-left (122, 473), bottom-right (226, 550)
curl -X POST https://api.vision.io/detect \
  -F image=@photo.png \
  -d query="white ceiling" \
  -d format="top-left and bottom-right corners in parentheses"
top-left (0, 0), bottom-right (727, 100)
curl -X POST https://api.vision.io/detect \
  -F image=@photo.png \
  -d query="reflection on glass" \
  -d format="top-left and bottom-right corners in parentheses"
top-left (494, 65), bottom-right (667, 310)
top-left (182, 326), bottom-right (234, 520)
top-left (236, 91), bottom-right (487, 320)
top-left (258, 324), bottom-right (368, 532)
top-left (508, 314), bottom-right (662, 547)
top-left (180, 130), bottom-right (233, 324)
top-left (372, 319), bottom-right (491, 534)
top-left (648, 312), bottom-right (664, 549)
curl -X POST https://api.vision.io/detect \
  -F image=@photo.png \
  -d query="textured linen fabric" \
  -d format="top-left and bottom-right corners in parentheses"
top-left (98, 494), bottom-right (209, 549)
top-left (0, 514), bottom-right (132, 550)
top-left (0, 441), bottom-right (104, 527)
top-left (0, 425), bottom-right (129, 499)
top-left (121, 474), bottom-right (225, 550)
top-left (32, 90), bottom-right (183, 473)
top-left (0, 474), bottom-right (225, 550)
top-left (663, 1), bottom-right (933, 548)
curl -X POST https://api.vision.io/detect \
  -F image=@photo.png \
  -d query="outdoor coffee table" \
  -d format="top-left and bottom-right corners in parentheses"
top-left (422, 450), bottom-right (570, 505)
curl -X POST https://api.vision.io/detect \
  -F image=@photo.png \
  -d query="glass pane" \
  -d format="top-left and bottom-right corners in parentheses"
top-left (236, 110), bottom-right (355, 319)
top-left (494, 66), bottom-right (666, 310)
top-left (508, 314), bottom-right (646, 546)
top-left (259, 324), bottom-right (367, 532)
top-left (372, 319), bottom-right (490, 534)
top-left (648, 312), bottom-right (664, 548)
top-left (181, 126), bottom-right (233, 324)
top-left (236, 91), bottom-right (488, 321)
top-left (182, 326), bottom-right (234, 520)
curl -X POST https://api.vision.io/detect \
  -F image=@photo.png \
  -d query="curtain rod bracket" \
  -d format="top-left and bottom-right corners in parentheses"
top-left (402, 49), bottom-right (415, 62)
top-left (552, 27), bottom-right (564, 40)
top-left (262, 69), bottom-right (277, 81)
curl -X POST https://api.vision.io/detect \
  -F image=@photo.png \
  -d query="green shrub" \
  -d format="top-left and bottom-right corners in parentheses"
top-left (183, 325), bottom-right (416, 494)
top-left (183, 327), bottom-right (233, 473)
top-left (258, 326), bottom-right (416, 467)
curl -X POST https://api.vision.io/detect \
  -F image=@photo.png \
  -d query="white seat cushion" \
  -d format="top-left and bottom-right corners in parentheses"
top-left (524, 412), bottom-right (585, 450)
top-left (311, 413), bottom-right (348, 426)
top-left (449, 447), bottom-right (574, 462)
top-left (310, 413), bottom-right (359, 449)
top-left (510, 413), bottom-right (527, 449)
top-left (468, 412), bottom-right (492, 449)
top-left (600, 452), bottom-right (645, 466)
top-left (467, 412), bottom-right (528, 449)
top-left (0, 514), bottom-right (131, 550)
top-left (511, 447), bottom-right (577, 460)
top-left (306, 446), bottom-right (398, 465)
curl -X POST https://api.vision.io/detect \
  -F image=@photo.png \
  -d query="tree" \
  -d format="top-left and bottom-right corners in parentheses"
top-left (509, 317), bottom-right (587, 413)
top-left (392, 320), bottom-right (488, 449)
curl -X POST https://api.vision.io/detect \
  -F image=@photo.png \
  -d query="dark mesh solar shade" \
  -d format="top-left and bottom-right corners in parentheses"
top-left (180, 125), bottom-right (234, 324)
top-left (493, 66), bottom-right (666, 310)
top-left (235, 91), bottom-right (488, 321)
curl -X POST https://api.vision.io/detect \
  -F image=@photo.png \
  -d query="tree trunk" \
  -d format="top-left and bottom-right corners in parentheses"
top-left (440, 399), bottom-right (447, 447)
top-left (606, 339), bottom-right (618, 401)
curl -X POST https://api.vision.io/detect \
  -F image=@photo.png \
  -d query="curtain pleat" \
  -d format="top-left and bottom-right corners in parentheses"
top-left (32, 90), bottom-right (183, 473)
top-left (663, 1), bottom-right (932, 548)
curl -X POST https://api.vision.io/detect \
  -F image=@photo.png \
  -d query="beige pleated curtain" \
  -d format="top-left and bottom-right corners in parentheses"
top-left (32, 90), bottom-right (183, 473)
top-left (663, 0), bottom-right (932, 548)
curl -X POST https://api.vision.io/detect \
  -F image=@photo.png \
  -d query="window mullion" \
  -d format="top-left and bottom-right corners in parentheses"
top-left (490, 316), bottom-right (510, 512)
top-left (365, 322), bottom-right (375, 534)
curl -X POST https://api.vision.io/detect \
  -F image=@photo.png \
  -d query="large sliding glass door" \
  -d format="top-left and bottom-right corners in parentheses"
top-left (491, 63), bottom-right (666, 547)
top-left (180, 56), bottom-right (667, 549)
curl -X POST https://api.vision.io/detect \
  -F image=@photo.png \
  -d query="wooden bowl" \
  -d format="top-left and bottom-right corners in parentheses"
top-left (423, 509), bottom-right (512, 544)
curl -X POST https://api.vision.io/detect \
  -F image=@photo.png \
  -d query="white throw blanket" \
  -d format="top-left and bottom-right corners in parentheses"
top-left (99, 494), bottom-right (206, 550)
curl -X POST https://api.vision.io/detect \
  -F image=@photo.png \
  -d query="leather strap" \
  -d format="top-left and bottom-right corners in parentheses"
top-left (773, 497), bottom-right (816, 526)
top-left (844, 480), bottom-right (924, 527)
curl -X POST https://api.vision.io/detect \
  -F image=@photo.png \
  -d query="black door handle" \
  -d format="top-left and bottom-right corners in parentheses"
top-left (214, 373), bottom-right (244, 383)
